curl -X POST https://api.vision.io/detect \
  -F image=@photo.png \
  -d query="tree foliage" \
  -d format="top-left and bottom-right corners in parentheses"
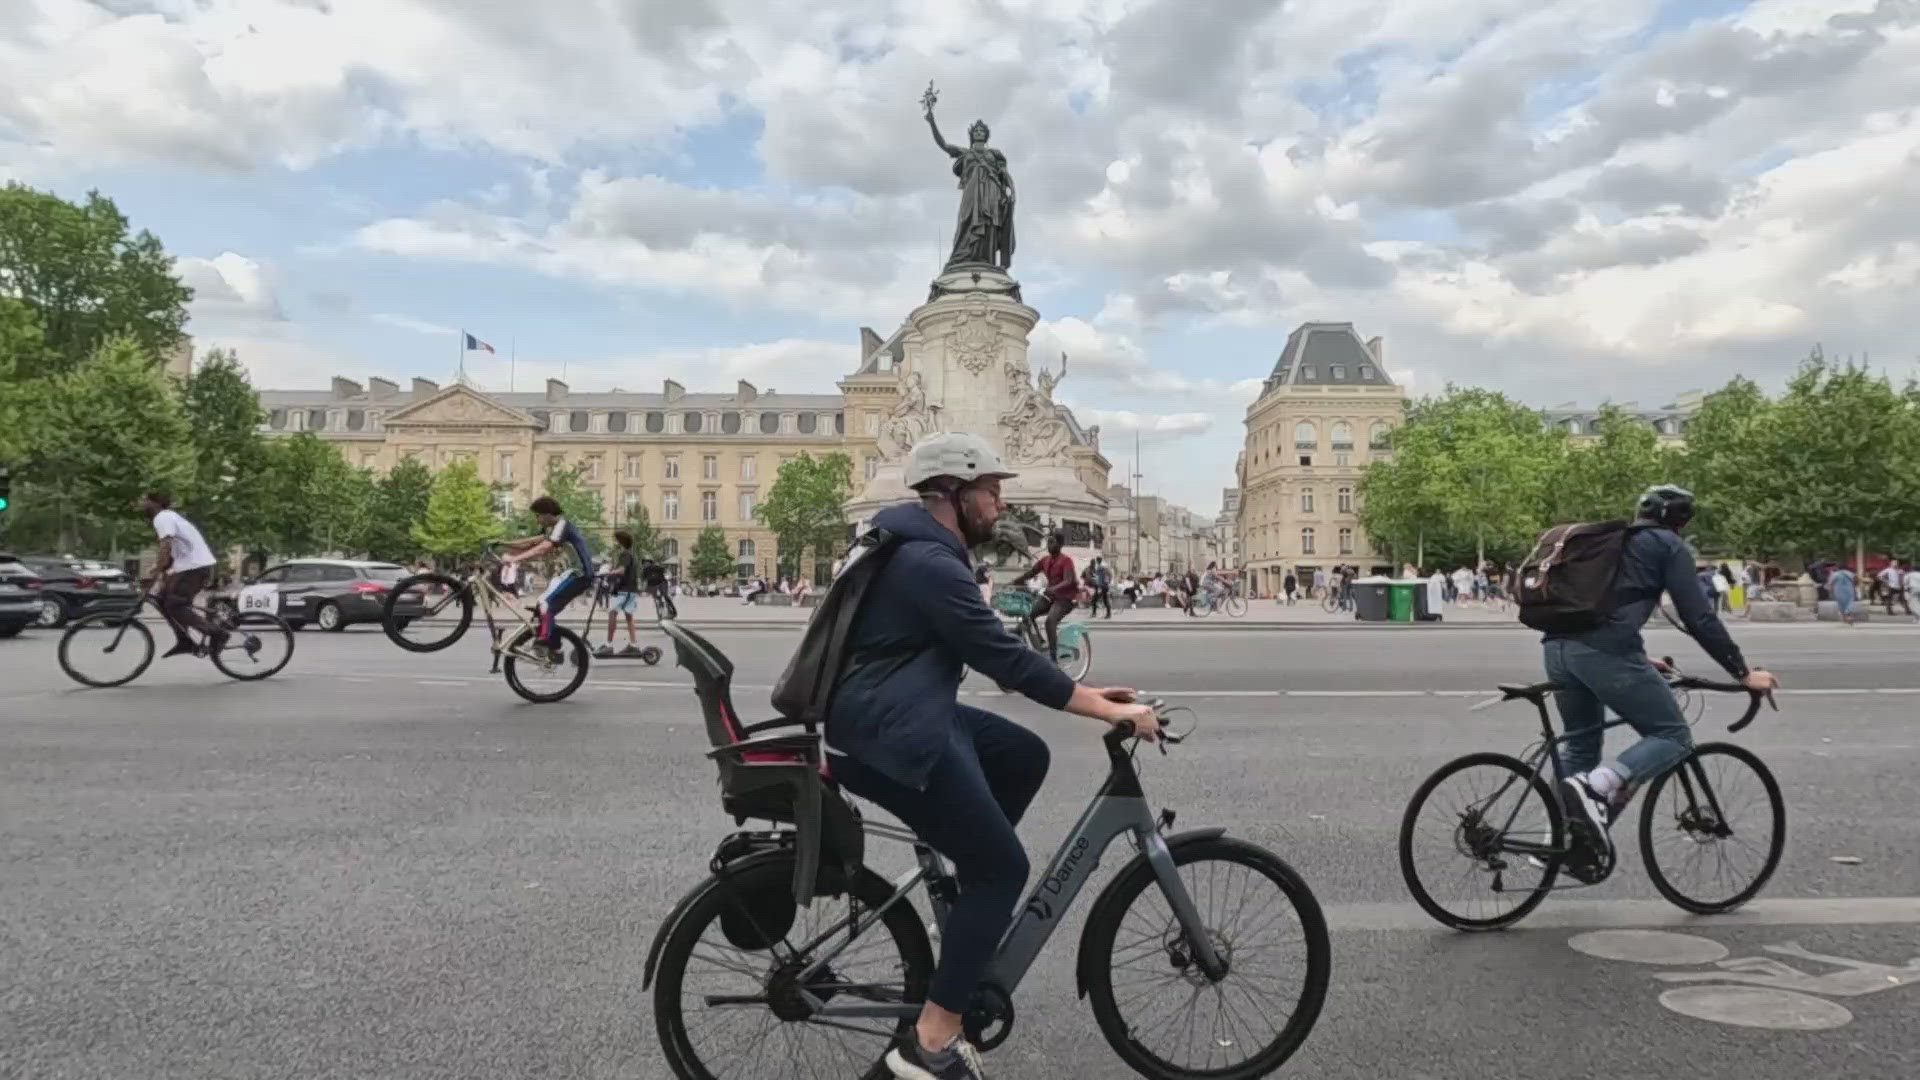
top-left (1545, 405), bottom-right (1676, 526)
top-left (360, 457), bottom-right (435, 563)
top-left (504, 458), bottom-right (607, 554)
top-left (756, 452), bottom-right (853, 579)
top-left (257, 434), bottom-right (369, 556)
top-left (411, 458), bottom-right (500, 559)
top-left (619, 501), bottom-right (663, 561)
top-left (689, 526), bottom-right (735, 583)
top-left (178, 348), bottom-right (270, 552)
top-left (0, 183), bottom-right (192, 377)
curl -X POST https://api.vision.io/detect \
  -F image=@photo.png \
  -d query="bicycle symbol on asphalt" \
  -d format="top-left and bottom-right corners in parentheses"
top-left (1568, 930), bottom-right (1920, 1030)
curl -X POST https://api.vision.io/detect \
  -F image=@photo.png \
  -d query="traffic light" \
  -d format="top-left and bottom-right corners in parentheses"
top-left (0, 466), bottom-right (11, 514)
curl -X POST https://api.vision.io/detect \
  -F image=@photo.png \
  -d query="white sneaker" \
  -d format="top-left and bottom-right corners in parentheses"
top-left (1562, 774), bottom-right (1615, 859)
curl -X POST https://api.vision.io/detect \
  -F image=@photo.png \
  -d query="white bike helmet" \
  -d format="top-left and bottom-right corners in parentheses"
top-left (903, 431), bottom-right (1017, 490)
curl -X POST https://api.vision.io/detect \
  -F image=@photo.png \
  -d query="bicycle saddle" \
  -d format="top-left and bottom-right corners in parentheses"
top-left (1495, 681), bottom-right (1560, 701)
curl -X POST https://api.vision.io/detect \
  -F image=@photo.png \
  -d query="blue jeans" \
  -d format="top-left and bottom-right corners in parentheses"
top-left (1542, 639), bottom-right (1694, 786)
top-left (830, 706), bottom-right (1049, 1012)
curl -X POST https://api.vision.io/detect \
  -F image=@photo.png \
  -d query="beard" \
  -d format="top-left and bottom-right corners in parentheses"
top-left (956, 499), bottom-right (999, 547)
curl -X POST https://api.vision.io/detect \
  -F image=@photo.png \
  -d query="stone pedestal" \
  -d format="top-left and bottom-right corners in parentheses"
top-left (846, 265), bottom-right (1108, 545)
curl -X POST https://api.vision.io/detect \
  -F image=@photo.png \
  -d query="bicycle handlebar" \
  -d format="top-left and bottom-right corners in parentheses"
top-left (1661, 656), bottom-right (1778, 732)
top-left (1104, 697), bottom-right (1189, 750)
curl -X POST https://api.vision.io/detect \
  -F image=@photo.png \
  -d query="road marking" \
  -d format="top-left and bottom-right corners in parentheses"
top-left (1874, 688), bottom-right (1920, 695)
top-left (417, 679), bottom-right (466, 687)
top-left (1287, 689), bottom-right (1428, 697)
top-left (1780, 688), bottom-right (1873, 696)
top-left (1326, 896), bottom-right (1920, 933)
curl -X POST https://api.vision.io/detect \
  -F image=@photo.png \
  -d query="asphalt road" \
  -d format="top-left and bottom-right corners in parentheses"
top-left (3, 620), bottom-right (1917, 1079)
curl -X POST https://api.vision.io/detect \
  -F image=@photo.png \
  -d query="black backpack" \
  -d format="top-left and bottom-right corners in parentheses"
top-left (1515, 520), bottom-right (1651, 633)
top-left (770, 528), bottom-right (902, 724)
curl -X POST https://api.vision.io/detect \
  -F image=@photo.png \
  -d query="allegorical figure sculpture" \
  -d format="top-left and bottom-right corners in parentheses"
top-left (923, 82), bottom-right (1015, 271)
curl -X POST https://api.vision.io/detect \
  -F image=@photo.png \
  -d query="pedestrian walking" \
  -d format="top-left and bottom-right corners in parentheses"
top-left (1877, 561), bottom-right (1907, 616)
top-left (1283, 570), bottom-right (1297, 605)
top-left (1830, 564), bottom-right (1858, 625)
top-left (1085, 556), bottom-right (1113, 619)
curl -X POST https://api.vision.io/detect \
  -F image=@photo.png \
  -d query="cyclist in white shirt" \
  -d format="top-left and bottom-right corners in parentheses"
top-left (140, 492), bottom-right (224, 658)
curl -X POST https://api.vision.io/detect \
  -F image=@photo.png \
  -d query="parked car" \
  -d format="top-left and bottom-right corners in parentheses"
top-left (0, 555), bottom-right (45, 638)
top-left (15, 555), bottom-right (141, 628)
top-left (208, 559), bottom-right (423, 631)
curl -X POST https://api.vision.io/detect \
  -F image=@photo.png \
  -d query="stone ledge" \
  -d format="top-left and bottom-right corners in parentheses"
top-left (1747, 601), bottom-right (1814, 622)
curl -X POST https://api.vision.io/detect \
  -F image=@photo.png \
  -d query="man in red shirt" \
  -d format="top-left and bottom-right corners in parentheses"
top-left (1014, 530), bottom-right (1077, 663)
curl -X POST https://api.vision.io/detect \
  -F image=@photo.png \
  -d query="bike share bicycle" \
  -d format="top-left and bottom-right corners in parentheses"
top-left (644, 620), bottom-right (1329, 1080)
top-left (378, 543), bottom-right (649, 702)
top-left (58, 584), bottom-right (295, 687)
top-left (1398, 659), bottom-right (1784, 929)
top-left (990, 585), bottom-right (1092, 682)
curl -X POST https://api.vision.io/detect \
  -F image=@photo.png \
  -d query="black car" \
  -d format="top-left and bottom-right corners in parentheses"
top-left (210, 559), bottom-right (423, 631)
top-left (16, 555), bottom-right (141, 628)
top-left (0, 555), bottom-right (45, 638)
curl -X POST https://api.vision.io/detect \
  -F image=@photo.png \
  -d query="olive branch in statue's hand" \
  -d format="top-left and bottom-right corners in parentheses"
top-left (920, 80), bottom-right (939, 119)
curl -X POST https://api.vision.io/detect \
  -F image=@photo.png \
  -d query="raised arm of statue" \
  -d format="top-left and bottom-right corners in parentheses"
top-left (926, 114), bottom-right (959, 157)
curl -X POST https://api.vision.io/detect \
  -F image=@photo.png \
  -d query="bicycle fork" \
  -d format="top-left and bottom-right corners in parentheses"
top-left (1137, 827), bottom-right (1230, 981)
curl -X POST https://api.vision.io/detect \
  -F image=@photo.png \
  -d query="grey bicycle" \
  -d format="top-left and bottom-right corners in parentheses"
top-left (643, 623), bottom-right (1329, 1079)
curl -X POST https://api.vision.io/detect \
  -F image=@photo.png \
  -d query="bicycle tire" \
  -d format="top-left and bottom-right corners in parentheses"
top-left (1084, 835), bottom-right (1329, 1079)
top-left (1058, 629), bottom-right (1093, 681)
top-left (1224, 593), bottom-right (1248, 618)
top-left (210, 612), bottom-right (295, 681)
top-left (1639, 742), bottom-right (1785, 914)
top-left (652, 856), bottom-right (933, 1080)
top-left (1400, 752), bottom-right (1565, 930)
top-left (58, 612), bottom-right (155, 688)
top-left (1320, 592), bottom-right (1339, 614)
top-left (501, 625), bottom-right (590, 703)
top-left (383, 573), bottom-right (472, 652)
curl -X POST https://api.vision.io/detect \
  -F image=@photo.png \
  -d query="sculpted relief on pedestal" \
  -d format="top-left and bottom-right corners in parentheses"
top-left (879, 371), bottom-right (940, 458)
top-left (949, 304), bottom-right (999, 375)
top-left (999, 353), bottom-right (1074, 467)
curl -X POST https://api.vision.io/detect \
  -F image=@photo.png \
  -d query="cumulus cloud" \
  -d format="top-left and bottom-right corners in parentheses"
top-left (176, 253), bottom-right (285, 321)
top-left (1071, 408), bottom-right (1215, 441)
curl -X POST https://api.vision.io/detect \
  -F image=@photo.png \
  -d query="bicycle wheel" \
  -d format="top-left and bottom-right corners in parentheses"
top-left (501, 625), bottom-right (590, 703)
top-left (1056, 626), bottom-right (1093, 681)
top-left (383, 573), bottom-right (473, 652)
top-left (1639, 742), bottom-right (1785, 914)
top-left (1320, 591), bottom-right (1339, 613)
top-left (1400, 752), bottom-right (1564, 930)
top-left (1224, 593), bottom-right (1248, 617)
top-left (1084, 835), bottom-right (1329, 1079)
top-left (210, 612), bottom-right (295, 681)
top-left (653, 856), bottom-right (933, 1080)
top-left (59, 612), bottom-right (154, 688)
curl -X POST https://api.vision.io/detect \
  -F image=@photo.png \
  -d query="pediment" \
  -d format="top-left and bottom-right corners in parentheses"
top-left (382, 385), bottom-right (536, 427)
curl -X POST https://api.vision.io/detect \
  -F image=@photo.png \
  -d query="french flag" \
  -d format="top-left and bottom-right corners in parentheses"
top-left (464, 332), bottom-right (495, 353)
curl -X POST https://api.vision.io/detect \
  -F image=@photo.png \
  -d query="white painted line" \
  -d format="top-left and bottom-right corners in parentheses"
top-left (1287, 690), bottom-right (1428, 697)
top-left (1325, 896), bottom-right (1920, 933)
top-left (417, 679), bottom-right (466, 687)
top-left (1431, 690), bottom-right (1492, 697)
top-left (1875, 688), bottom-right (1920, 695)
top-left (1780, 689), bottom-right (1873, 696)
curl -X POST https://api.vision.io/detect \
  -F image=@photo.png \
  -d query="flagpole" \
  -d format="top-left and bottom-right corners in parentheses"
top-left (455, 328), bottom-right (464, 386)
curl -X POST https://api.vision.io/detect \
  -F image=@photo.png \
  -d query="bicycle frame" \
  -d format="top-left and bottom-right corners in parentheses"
top-left (789, 731), bottom-right (1226, 1020)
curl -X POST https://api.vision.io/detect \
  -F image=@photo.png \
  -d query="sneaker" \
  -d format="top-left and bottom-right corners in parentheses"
top-left (205, 630), bottom-right (230, 656)
top-left (594, 644), bottom-right (615, 658)
top-left (161, 641), bottom-right (198, 659)
top-left (1561, 774), bottom-right (1615, 877)
top-left (886, 1035), bottom-right (985, 1080)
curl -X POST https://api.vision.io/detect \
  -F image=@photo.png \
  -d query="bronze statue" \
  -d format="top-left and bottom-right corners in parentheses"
top-left (923, 82), bottom-right (1015, 271)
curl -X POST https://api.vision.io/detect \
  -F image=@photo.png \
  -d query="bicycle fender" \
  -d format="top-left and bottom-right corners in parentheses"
top-left (1073, 828), bottom-right (1226, 999)
top-left (641, 848), bottom-right (794, 990)
top-left (1059, 622), bottom-right (1087, 647)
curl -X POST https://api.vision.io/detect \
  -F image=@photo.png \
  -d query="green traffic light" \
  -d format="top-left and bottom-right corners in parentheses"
top-left (0, 496), bottom-right (9, 511)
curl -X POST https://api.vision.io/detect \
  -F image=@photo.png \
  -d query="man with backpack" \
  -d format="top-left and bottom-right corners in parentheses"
top-left (1518, 485), bottom-right (1777, 882)
top-left (808, 431), bottom-right (1157, 1080)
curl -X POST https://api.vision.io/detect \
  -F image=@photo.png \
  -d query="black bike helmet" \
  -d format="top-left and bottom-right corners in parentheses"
top-left (1636, 484), bottom-right (1695, 529)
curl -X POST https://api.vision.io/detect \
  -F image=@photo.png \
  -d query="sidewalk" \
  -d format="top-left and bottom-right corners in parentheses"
top-left (657, 595), bottom-right (1530, 632)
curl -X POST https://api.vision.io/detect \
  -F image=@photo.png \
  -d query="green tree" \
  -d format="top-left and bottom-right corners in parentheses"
top-left (257, 434), bottom-right (368, 556)
top-left (359, 457), bottom-right (435, 563)
top-left (689, 526), bottom-right (735, 583)
top-left (1673, 375), bottom-right (1774, 555)
top-left (411, 458), bottom-right (501, 559)
top-left (1735, 354), bottom-right (1920, 571)
top-left (619, 501), bottom-right (664, 560)
top-left (21, 336), bottom-right (192, 553)
top-left (1545, 405), bottom-right (1675, 526)
top-left (0, 297), bottom-right (52, 465)
top-left (756, 452), bottom-right (853, 583)
top-left (0, 183), bottom-right (192, 377)
top-left (1357, 423), bottom-right (1456, 570)
top-left (504, 459), bottom-right (607, 554)
top-left (178, 347), bottom-right (269, 552)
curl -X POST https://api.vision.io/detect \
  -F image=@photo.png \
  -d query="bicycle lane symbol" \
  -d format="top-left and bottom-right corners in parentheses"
top-left (1567, 930), bottom-right (1920, 1031)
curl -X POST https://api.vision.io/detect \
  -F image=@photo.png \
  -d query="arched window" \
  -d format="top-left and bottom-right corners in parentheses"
top-left (1369, 421), bottom-right (1391, 449)
top-left (760, 412), bottom-right (780, 434)
top-left (798, 412), bottom-right (819, 434)
top-left (1300, 528), bottom-right (1316, 555)
top-left (1293, 421), bottom-right (1317, 449)
top-left (684, 411), bottom-right (703, 433)
top-left (606, 411), bottom-right (627, 433)
top-left (569, 410), bottom-right (589, 432)
top-left (1300, 488), bottom-right (1315, 513)
top-left (1337, 486), bottom-right (1353, 514)
top-left (721, 412), bottom-right (741, 434)
top-left (645, 412), bottom-right (665, 434)
top-left (1330, 421), bottom-right (1353, 450)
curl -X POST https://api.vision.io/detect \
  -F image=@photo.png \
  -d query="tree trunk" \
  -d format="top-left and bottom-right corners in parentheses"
top-left (1476, 526), bottom-right (1485, 571)
top-left (1855, 535), bottom-right (1865, 580)
top-left (1416, 529), bottom-right (1425, 571)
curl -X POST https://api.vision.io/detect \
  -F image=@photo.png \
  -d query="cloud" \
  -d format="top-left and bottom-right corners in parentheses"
top-left (1071, 408), bottom-right (1215, 441)
top-left (177, 253), bottom-right (285, 321)
top-left (371, 313), bottom-right (457, 336)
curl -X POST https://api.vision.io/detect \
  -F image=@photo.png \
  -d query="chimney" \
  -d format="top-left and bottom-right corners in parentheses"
top-left (1365, 336), bottom-right (1384, 365)
top-left (664, 378), bottom-right (684, 403)
top-left (737, 379), bottom-right (757, 403)
top-left (331, 376), bottom-right (362, 400)
top-left (368, 377), bottom-right (398, 398)
top-left (545, 378), bottom-right (568, 403)
top-left (411, 377), bottom-right (439, 395)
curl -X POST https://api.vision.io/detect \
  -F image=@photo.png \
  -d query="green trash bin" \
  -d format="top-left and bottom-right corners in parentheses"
top-left (1388, 582), bottom-right (1417, 622)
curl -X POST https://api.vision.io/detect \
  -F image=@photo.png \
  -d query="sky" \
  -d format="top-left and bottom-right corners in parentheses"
top-left (5, 0), bottom-right (1919, 518)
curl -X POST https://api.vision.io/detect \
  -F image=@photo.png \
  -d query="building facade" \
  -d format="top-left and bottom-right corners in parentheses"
top-left (254, 325), bottom-right (1112, 581)
top-left (1542, 392), bottom-right (1702, 444)
top-left (1238, 322), bottom-right (1406, 596)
